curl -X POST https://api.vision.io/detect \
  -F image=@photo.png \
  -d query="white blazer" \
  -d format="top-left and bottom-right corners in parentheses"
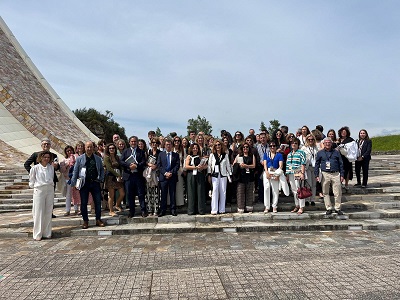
top-left (207, 153), bottom-right (232, 177)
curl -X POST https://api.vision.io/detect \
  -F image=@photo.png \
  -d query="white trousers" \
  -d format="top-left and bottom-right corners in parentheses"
top-left (65, 180), bottom-right (72, 212)
top-left (211, 175), bottom-right (227, 214)
top-left (263, 172), bottom-right (280, 209)
top-left (32, 184), bottom-right (54, 240)
top-left (288, 174), bottom-right (305, 208)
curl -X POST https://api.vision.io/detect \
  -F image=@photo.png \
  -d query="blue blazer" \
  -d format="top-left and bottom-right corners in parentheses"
top-left (119, 147), bottom-right (147, 181)
top-left (71, 154), bottom-right (104, 186)
top-left (157, 151), bottom-right (180, 182)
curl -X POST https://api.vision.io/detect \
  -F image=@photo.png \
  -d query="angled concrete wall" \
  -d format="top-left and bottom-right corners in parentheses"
top-left (0, 17), bottom-right (97, 162)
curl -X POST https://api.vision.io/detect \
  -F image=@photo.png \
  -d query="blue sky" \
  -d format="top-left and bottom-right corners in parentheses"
top-left (1, 1), bottom-right (399, 140)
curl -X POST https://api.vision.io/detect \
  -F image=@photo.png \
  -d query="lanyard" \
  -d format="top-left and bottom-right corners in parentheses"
top-left (324, 150), bottom-right (333, 161)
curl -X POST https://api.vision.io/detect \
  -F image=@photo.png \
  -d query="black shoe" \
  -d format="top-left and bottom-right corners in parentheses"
top-left (354, 183), bottom-right (361, 187)
top-left (326, 210), bottom-right (333, 215)
top-left (361, 185), bottom-right (367, 188)
top-left (171, 210), bottom-right (177, 216)
top-left (141, 212), bottom-right (148, 218)
top-left (52, 214), bottom-right (56, 218)
top-left (311, 201), bottom-right (315, 206)
top-left (158, 211), bottom-right (166, 217)
top-left (305, 201), bottom-right (310, 206)
top-left (335, 210), bottom-right (344, 216)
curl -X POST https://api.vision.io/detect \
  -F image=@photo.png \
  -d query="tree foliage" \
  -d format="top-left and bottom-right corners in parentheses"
top-left (259, 121), bottom-right (267, 132)
top-left (187, 115), bottom-right (212, 136)
top-left (155, 127), bottom-right (162, 137)
top-left (268, 119), bottom-right (281, 135)
top-left (73, 108), bottom-right (127, 142)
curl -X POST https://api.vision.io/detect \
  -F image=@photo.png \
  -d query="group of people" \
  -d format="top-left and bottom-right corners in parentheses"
top-left (26, 125), bottom-right (372, 240)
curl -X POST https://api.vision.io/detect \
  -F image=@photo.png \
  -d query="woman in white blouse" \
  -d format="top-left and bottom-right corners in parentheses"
top-left (29, 150), bottom-right (55, 241)
top-left (208, 140), bottom-right (232, 215)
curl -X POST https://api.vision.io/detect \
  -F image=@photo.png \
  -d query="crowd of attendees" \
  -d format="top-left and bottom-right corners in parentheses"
top-left (26, 125), bottom-right (373, 239)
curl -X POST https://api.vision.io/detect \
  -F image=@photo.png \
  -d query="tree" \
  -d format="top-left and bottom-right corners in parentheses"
top-left (155, 127), bottom-right (162, 137)
top-left (73, 108), bottom-right (127, 142)
top-left (259, 121), bottom-right (267, 132)
top-left (268, 119), bottom-right (281, 135)
top-left (187, 115), bottom-right (212, 136)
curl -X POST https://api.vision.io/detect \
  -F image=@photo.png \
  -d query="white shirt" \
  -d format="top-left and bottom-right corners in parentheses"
top-left (29, 164), bottom-right (54, 188)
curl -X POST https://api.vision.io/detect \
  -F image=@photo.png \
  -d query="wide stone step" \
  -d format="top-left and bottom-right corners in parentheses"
top-left (69, 217), bottom-right (400, 237)
top-left (0, 201), bottom-right (65, 210)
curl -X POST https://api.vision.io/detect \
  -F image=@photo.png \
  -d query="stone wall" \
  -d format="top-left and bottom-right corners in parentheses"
top-left (0, 18), bottom-right (97, 158)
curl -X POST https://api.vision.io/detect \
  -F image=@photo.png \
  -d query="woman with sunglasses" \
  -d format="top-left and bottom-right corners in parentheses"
top-left (171, 136), bottom-right (185, 207)
top-left (185, 143), bottom-right (207, 215)
top-left (59, 145), bottom-right (75, 216)
top-left (208, 140), bottom-right (232, 215)
top-left (104, 143), bottom-right (125, 216)
top-left (302, 134), bottom-right (319, 206)
top-left (231, 131), bottom-right (244, 161)
top-left (233, 143), bottom-right (256, 213)
top-left (263, 142), bottom-right (287, 213)
top-left (286, 137), bottom-right (307, 214)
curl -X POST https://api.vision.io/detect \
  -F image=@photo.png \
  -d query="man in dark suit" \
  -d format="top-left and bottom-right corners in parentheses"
top-left (24, 138), bottom-right (59, 218)
top-left (157, 139), bottom-right (180, 216)
top-left (120, 136), bottom-right (148, 218)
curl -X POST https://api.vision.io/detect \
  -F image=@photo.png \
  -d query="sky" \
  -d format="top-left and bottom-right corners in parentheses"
top-left (1, 1), bottom-right (399, 140)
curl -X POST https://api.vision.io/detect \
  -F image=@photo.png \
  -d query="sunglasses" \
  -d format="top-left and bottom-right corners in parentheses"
top-left (291, 142), bottom-right (299, 145)
top-left (215, 144), bottom-right (221, 146)
top-left (269, 145), bottom-right (276, 147)
top-left (243, 146), bottom-right (249, 149)
top-left (307, 139), bottom-right (315, 141)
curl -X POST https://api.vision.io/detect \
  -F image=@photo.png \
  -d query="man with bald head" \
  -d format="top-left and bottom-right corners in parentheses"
top-left (71, 141), bottom-right (105, 229)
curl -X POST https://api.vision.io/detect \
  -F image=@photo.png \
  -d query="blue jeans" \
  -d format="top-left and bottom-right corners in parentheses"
top-left (79, 181), bottom-right (102, 221)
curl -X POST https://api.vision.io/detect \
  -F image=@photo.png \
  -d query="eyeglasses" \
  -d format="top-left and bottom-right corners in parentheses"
top-left (174, 140), bottom-right (180, 143)
top-left (307, 139), bottom-right (315, 141)
top-left (235, 133), bottom-right (241, 136)
top-left (289, 136), bottom-right (294, 138)
top-left (243, 146), bottom-right (249, 149)
top-left (269, 145), bottom-right (276, 147)
top-left (291, 142), bottom-right (299, 145)
top-left (109, 147), bottom-right (116, 150)
top-left (42, 143), bottom-right (50, 146)
top-left (151, 142), bottom-right (157, 145)
top-left (215, 144), bottom-right (221, 146)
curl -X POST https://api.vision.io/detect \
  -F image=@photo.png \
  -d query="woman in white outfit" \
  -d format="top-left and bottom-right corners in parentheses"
top-left (59, 145), bottom-right (75, 216)
top-left (29, 150), bottom-right (55, 241)
top-left (301, 134), bottom-right (319, 206)
top-left (208, 140), bottom-right (232, 215)
top-left (263, 141), bottom-right (288, 213)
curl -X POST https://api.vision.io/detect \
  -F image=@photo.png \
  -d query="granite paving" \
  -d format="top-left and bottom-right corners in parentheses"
top-left (0, 230), bottom-right (399, 299)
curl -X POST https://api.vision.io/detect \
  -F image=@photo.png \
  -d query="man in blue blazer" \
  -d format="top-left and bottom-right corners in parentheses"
top-left (71, 141), bottom-right (105, 229)
top-left (120, 136), bottom-right (148, 218)
top-left (157, 139), bottom-right (180, 216)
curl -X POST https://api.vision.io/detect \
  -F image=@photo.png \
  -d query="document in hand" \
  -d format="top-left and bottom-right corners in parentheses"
top-left (125, 155), bottom-right (137, 165)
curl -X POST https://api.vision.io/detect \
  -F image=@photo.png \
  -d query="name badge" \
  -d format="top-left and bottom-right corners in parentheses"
top-left (214, 165), bottom-right (220, 173)
top-left (193, 169), bottom-right (197, 175)
top-left (326, 161), bottom-right (331, 170)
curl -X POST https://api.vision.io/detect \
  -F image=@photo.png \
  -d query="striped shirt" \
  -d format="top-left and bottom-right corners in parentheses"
top-left (286, 150), bottom-right (306, 174)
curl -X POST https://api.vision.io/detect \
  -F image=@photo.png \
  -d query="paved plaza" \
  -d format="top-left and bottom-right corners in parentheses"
top-left (0, 230), bottom-right (399, 299)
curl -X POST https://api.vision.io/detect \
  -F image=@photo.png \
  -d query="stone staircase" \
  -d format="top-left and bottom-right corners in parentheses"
top-left (0, 155), bottom-right (399, 238)
top-left (0, 166), bottom-right (66, 213)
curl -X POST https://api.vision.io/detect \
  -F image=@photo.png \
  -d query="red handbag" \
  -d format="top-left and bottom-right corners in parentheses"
top-left (297, 180), bottom-right (312, 199)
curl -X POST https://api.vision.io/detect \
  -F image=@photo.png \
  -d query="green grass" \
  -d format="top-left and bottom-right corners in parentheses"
top-left (371, 135), bottom-right (400, 152)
